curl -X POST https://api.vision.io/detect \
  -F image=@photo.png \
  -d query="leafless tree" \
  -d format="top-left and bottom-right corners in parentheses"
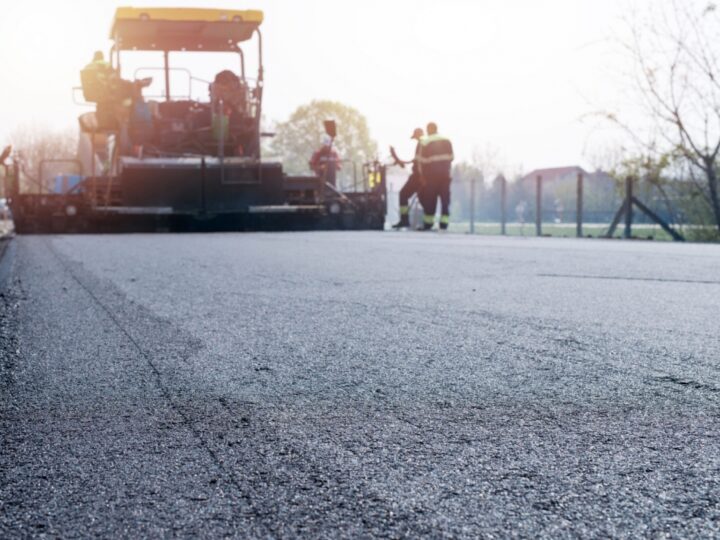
top-left (470, 143), bottom-right (524, 186)
top-left (6, 125), bottom-right (78, 193)
top-left (611, 0), bottom-right (720, 230)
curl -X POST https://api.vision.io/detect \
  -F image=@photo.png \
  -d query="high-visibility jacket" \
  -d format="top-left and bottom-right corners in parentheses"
top-left (81, 59), bottom-right (117, 103)
top-left (87, 59), bottom-right (111, 69)
top-left (417, 134), bottom-right (454, 179)
top-left (84, 59), bottom-right (112, 79)
top-left (309, 146), bottom-right (341, 176)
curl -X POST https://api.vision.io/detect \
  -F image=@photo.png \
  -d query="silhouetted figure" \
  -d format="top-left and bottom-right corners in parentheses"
top-left (310, 135), bottom-right (341, 187)
top-left (392, 127), bottom-right (426, 229)
top-left (418, 122), bottom-right (454, 230)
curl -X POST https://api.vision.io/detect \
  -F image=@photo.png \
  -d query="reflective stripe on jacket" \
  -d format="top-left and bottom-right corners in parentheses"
top-left (418, 134), bottom-right (454, 178)
top-left (83, 59), bottom-right (113, 84)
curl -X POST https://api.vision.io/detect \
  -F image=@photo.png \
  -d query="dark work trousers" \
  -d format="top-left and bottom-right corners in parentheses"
top-left (423, 175), bottom-right (451, 229)
top-left (399, 172), bottom-right (426, 214)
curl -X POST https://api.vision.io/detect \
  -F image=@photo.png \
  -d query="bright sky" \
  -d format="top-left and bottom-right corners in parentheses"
top-left (0, 0), bottom-right (649, 172)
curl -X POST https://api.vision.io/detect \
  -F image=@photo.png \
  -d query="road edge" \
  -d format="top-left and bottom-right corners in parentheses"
top-left (0, 234), bottom-right (14, 291)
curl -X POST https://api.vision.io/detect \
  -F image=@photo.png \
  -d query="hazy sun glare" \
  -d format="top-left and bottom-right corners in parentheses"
top-left (0, 0), bottom-right (645, 171)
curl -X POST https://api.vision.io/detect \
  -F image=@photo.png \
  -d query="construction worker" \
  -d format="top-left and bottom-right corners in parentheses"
top-left (310, 135), bottom-right (341, 187)
top-left (418, 122), bottom-right (454, 230)
top-left (82, 51), bottom-right (115, 94)
top-left (86, 50), bottom-right (111, 71)
top-left (391, 127), bottom-right (425, 229)
top-left (82, 51), bottom-right (146, 105)
top-left (81, 51), bottom-right (122, 128)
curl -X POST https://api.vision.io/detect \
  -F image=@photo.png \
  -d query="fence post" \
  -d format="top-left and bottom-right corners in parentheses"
top-left (469, 174), bottom-right (476, 234)
top-left (576, 171), bottom-right (583, 238)
top-left (500, 175), bottom-right (507, 235)
top-left (535, 174), bottom-right (542, 236)
top-left (624, 176), bottom-right (633, 239)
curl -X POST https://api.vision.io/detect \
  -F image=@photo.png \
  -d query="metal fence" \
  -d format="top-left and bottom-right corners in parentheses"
top-left (391, 171), bottom-right (695, 241)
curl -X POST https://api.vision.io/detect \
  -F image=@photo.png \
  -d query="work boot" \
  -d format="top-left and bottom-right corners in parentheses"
top-left (419, 215), bottom-right (435, 231)
top-left (391, 216), bottom-right (410, 229)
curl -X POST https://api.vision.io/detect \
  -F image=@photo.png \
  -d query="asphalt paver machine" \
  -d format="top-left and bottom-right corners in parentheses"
top-left (9, 7), bottom-right (386, 233)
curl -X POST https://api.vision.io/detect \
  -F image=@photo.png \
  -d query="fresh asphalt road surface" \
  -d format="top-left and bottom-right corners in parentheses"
top-left (1, 232), bottom-right (719, 538)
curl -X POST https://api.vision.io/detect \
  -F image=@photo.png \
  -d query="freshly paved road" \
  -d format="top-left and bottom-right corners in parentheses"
top-left (1, 232), bottom-right (719, 538)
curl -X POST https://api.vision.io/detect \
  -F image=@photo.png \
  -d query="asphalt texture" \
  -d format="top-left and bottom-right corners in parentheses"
top-left (1, 232), bottom-right (719, 538)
